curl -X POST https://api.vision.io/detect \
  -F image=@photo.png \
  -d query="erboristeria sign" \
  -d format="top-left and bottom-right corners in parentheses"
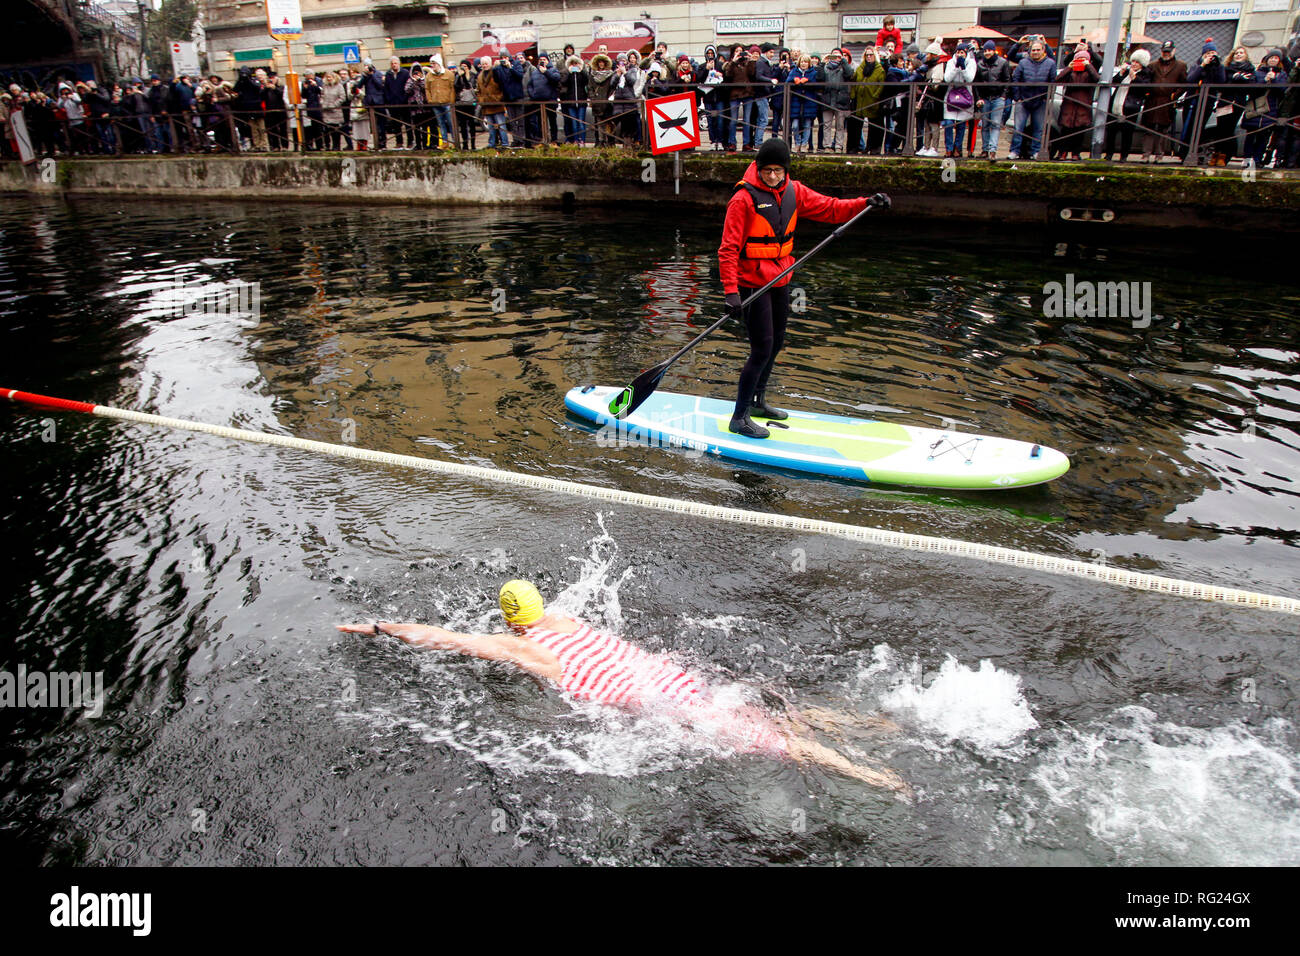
top-left (715, 17), bottom-right (786, 35)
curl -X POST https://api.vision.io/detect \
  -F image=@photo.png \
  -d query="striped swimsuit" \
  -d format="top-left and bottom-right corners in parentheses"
top-left (525, 622), bottom-right (787, 757)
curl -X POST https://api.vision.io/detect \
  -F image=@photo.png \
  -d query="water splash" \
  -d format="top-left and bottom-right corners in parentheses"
top-left (1030, 705), bottom-right (1300, 865)
top-left (554, 513), bottom-right (633, 634)
top-left (340, 696), bottom-right (722, 780)
top-left (859, 645), bottom-right (1039, 753)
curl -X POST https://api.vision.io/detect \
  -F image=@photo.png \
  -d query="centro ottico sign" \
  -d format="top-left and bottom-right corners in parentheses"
top-left (841, 14), bottom-right (920, 32)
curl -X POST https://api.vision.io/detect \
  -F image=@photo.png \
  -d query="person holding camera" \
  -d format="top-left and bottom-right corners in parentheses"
top-left (355, 58), bottom-right (386, 148)
top-left (423, 59), bottom-right (455, 150)
top-left (262, 72), bottom-right (288, 150)
top-left (942, 42), bottom-right (978, 158)
top-left (453, 59), bottom-right (478, 150)
top-left (528, 54), bottom-right (561, 146)
top-left (914, 43), bottom-right (947, 157)
top-left (723, 44), bottom-right (752, 151)
top-left (403, 63), bottom-right (429, 149)
top-left (641, 42), bottom-right (671, 73)
top-left (610, 52), bottom-right (644, 147)
top-left (786, 54), bottom-right (819, 153)
top-left (1104, 50), bottom-right (1152, 162)
top-left (1183, 40), bottom-right (1226, 163)
top-left (1057, 48), bottom-right (1100, 161)
top-left (300, 72), bottom-right (324, 151)
top-left (477, 56), bottom-right (508, 150)
top-left (1244, 49), bottom-right (1289, 167)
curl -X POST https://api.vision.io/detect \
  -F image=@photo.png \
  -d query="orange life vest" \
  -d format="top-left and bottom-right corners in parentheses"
top-left (736, 180), bottom-right (797, 259)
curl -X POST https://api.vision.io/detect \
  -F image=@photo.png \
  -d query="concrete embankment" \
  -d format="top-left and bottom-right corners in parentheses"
top-left (3, 151), bottom-right (1296, 230)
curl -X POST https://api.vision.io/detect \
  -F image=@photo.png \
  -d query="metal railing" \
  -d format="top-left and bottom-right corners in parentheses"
top-left (6, 78), bottom-right (1297, 167)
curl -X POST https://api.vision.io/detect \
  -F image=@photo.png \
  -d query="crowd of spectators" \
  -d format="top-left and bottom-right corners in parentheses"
top-left (3, 21), bottom-right (1298, 167)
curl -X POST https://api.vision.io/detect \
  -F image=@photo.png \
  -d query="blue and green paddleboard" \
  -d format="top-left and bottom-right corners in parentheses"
top-left (564, 385), bottom-right (1069, 490)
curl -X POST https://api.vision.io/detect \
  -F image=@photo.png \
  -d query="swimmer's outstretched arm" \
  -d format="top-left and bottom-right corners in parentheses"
top-left (337, 622), bottom-right (562, 683)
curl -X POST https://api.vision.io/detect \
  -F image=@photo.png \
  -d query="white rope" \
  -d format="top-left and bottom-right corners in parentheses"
top-left (93, 404), bottom-right (1300, 616)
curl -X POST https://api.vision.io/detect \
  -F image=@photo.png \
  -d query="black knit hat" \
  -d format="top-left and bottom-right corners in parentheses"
top-left (756, 137), bottom-right (791, 171)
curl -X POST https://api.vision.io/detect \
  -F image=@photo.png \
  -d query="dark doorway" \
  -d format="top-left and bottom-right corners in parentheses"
top-left (979, 7), bottom-right (1068, 54)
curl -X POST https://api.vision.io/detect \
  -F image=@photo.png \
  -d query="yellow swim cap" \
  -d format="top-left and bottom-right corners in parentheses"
top-left (499, 580), bottom-right (544, 627)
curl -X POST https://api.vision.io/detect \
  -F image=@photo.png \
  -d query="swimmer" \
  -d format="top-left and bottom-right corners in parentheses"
top-left (338, 580), bottom-right (909, 795)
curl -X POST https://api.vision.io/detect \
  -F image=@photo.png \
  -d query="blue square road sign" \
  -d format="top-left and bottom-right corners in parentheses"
top-left (342, 44), bottom-right (361, 64)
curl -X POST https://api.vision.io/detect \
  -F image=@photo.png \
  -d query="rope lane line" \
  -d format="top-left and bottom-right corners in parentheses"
top-left (6, 387), bottom-right (1298, 616)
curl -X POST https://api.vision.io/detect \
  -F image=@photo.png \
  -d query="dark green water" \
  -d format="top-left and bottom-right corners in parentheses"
top-left (0, 195), bottom-right (1296, 865)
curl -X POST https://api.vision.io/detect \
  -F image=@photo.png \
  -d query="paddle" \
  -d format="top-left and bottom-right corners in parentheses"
top-left (608, 192), bottom-right (891, 419)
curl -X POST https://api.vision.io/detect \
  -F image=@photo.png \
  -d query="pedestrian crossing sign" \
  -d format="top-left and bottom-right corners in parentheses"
top-left (342, 44), bottom-right (361, 64)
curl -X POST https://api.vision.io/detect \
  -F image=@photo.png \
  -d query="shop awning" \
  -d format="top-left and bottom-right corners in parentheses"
top-left (467, 41), bottom-right (535, 62)
top-left (939, 26), bottom-right (1013, 43)
top-left (582, 36), bottom-right (651, 58)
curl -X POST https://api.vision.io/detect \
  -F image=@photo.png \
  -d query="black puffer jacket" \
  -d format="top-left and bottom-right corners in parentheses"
top-left (975, 54), bottom-right (1011, 101)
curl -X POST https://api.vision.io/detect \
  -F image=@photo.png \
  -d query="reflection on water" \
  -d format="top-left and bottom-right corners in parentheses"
top-left (0, 196), bottom-right (1296, 866)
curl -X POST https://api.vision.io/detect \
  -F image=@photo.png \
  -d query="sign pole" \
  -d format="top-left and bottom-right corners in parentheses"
top-left (1091, 0), bottom-right (1126, 157)
top-left (285, 39), bottom-right (303, 150)
top-left (674, 150), bottom-right (681, 195)
top-left (266, 0), bottom-right (305, 150)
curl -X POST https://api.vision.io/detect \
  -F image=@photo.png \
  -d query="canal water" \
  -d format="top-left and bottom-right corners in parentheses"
top-left (1, 195), bottom-right (1296, 865)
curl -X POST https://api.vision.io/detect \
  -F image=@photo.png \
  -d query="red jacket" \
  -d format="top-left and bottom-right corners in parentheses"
top-left (877, 27), bottom-right (903, 50)
top-left (718, 162), bottom-right (867, 293)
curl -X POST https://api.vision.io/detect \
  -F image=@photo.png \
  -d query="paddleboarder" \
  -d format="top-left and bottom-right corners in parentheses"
top-left (338, 580), bottom-right (908, 795)
top-left (719, 137), bottom-right (876, 438)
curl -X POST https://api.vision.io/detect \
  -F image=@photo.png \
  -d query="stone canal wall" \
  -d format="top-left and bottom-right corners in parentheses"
top-left (3, 153), bottom-right (1296, 230)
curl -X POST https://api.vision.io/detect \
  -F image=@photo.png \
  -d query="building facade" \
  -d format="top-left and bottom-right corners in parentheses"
top-left (201, 0), bottom-right (1296, 78)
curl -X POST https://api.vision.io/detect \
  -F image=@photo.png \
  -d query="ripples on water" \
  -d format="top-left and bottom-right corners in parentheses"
top-left (0, 196), bottom-right (1296, 866)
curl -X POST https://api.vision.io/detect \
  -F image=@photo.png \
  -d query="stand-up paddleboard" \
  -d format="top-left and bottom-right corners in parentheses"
top-left (565, 385), bottom-right (1069, 490)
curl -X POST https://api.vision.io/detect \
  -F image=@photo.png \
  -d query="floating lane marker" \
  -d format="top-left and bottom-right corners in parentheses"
top-left (5, 387), bottom-right (1298, 616)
